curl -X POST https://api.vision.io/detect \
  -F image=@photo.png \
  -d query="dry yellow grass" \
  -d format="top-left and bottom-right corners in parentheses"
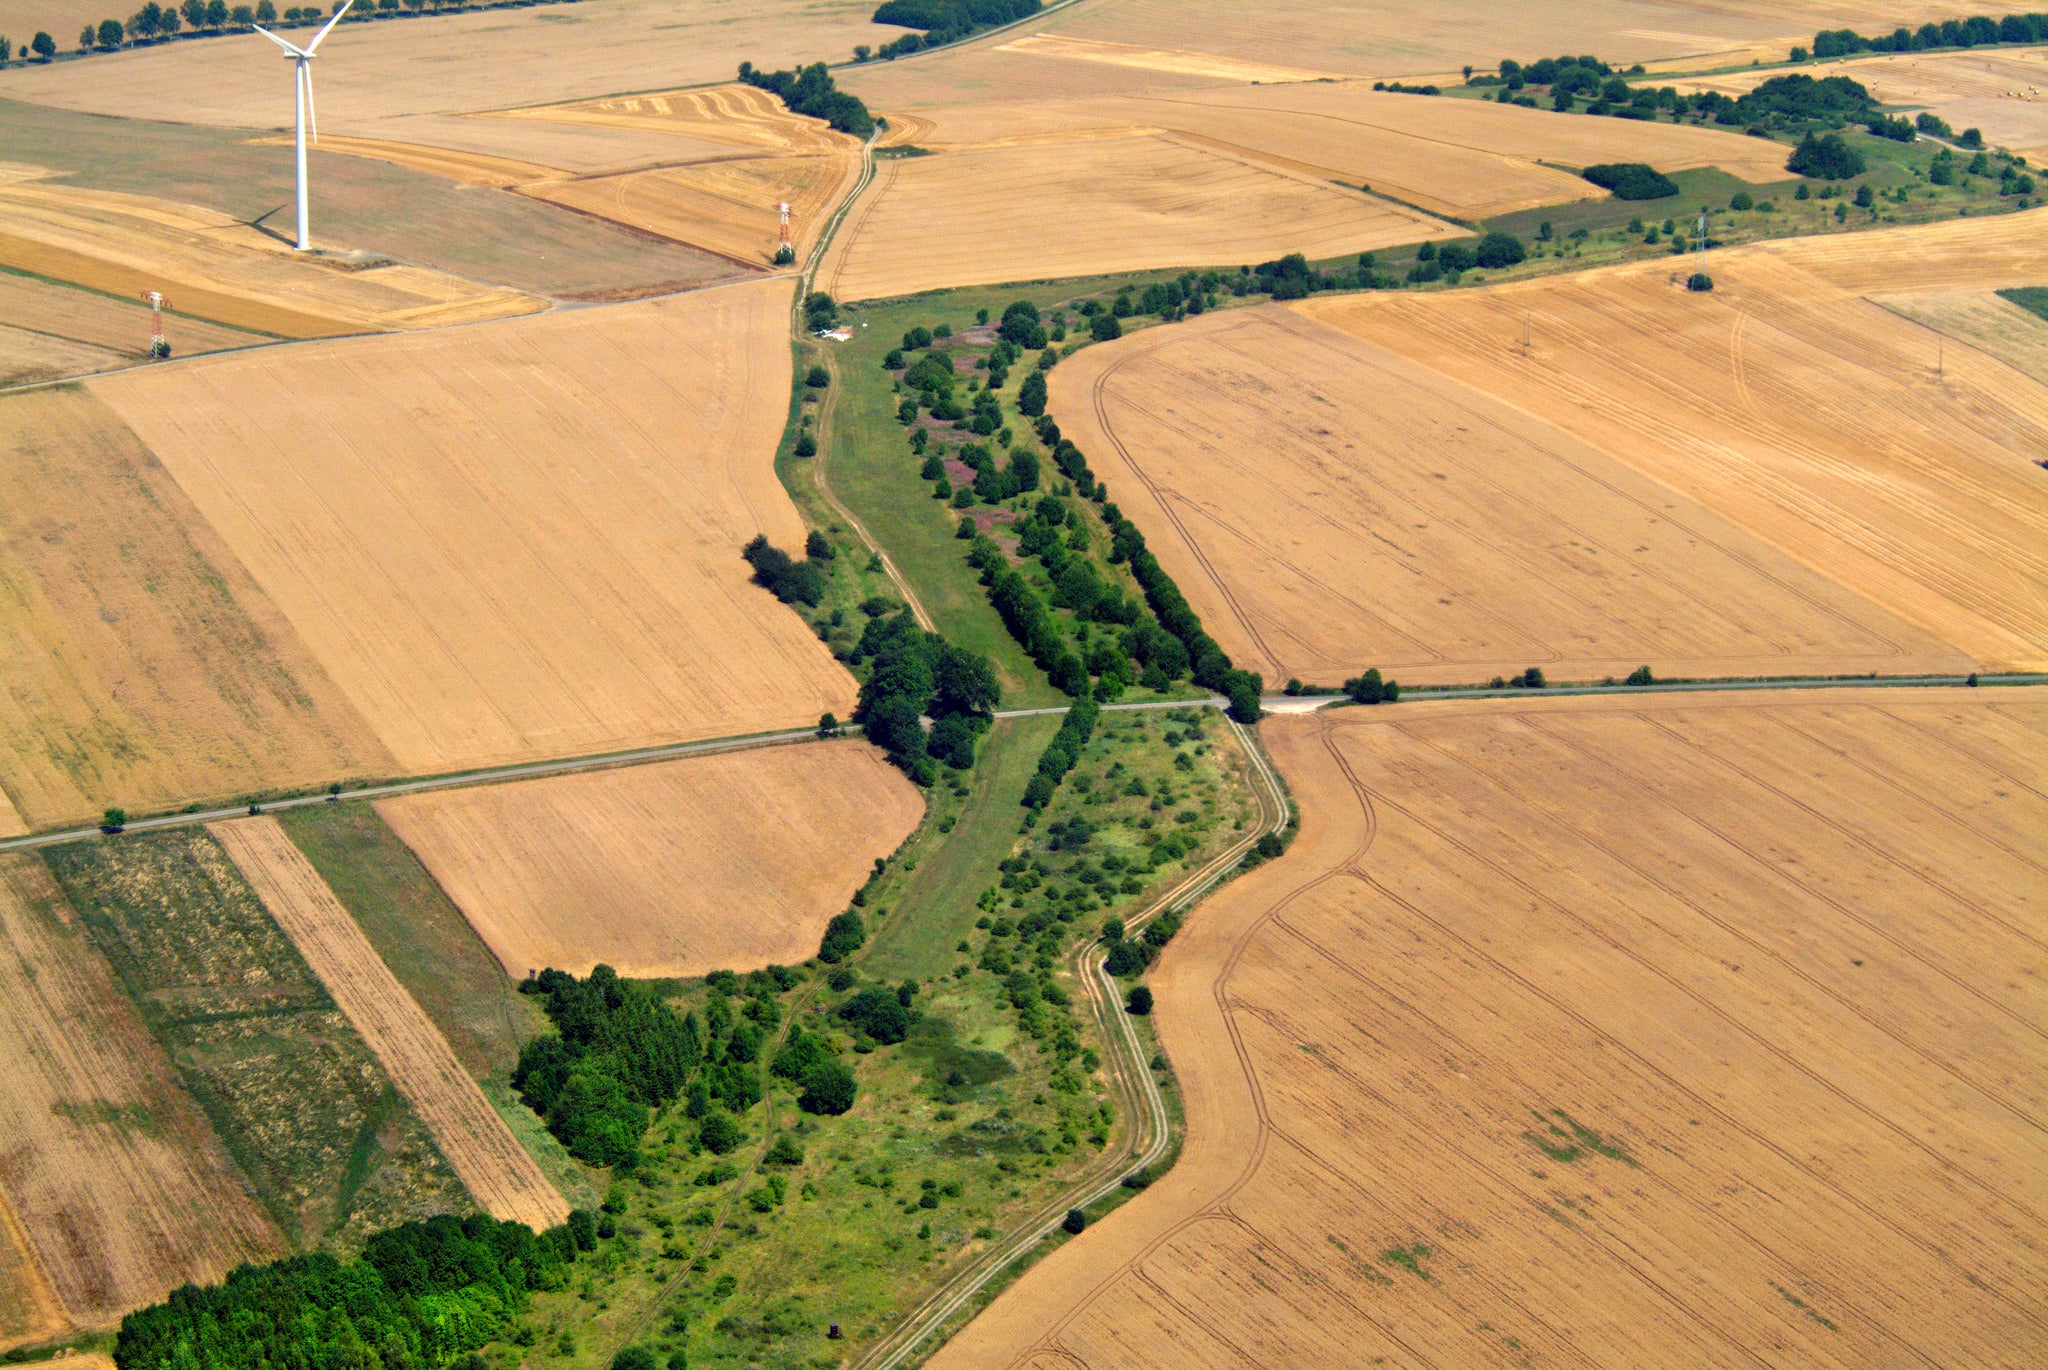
top-left (93, 279), bottom-right (857, 774)
top-left (0, 0), bottom-right (908, 128)
top-left (1685, 46), bottom-right (2048, 152)
top-left (376, 739), bottom-right (925, 980)
top-left (505, 83), bottom-right (856, 159)
top-left (1873, 287), bottom-right (2048, 384)
top-left (0, 853), bottom-right (282, 1330)
top-left (212, 817), bottom-right (569, 1232)
top-left (935, 689), bottom-right (2048, 1369)
top-left (821, 134), bottom-right (1453, 302)
top-left (0, 178), bottom-right (541, 338)
top-left (0, 386), bottom-right (391, 831)
top-left (529, 153), bottom-right (855, 266)
top-left (1297, 210), bottom-right (2048, 672)
top-left (1049, 303), bottom-right (1968, 688)
top-left (0, 269), bottom-right (266, 357)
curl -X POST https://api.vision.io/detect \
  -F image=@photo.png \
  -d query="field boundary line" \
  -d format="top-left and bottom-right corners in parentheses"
top-left (211, 816), bottom-right (572, 1231)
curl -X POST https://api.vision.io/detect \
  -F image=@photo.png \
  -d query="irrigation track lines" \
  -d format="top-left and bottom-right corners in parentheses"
top-left (854, 717), bottom-right (1290, 1370)
top-left (789, 127), bottom-right (939, 633)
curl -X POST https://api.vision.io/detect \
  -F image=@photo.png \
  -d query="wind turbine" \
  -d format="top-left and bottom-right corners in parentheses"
top-left (253, 0), bottom-right (352, 251)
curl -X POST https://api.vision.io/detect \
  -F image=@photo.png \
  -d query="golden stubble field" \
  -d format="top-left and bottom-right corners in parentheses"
top-left (1873, 287), bottom-right (2048, 384)
top-left (1048, 302), bottom-right (1971, 688)
top-left (0, 0), bottom-right (907, 128)
top-left (868, 83), bottom-right (1784, 220)
top-left (376, 740), bottom-right (925, 981)
top-left (92, 278), bottom-right (858, 775)
top-left (0, 386), bottom-right (391, 832)
top-left (212, 817), bottom-right (569, 1232)
top-left (0, 175), bottom-right (541, 337)
top-left (820, 133), bottom-right (1452, 302)
top-left (0, 853), bottom-right (281, 1339)
top-left (0, 270), bottom-right (262, 386)
top-left (1299, 210), bottom-right (2048, 672)
top-left (934, 689), bottom-right (2048, 1369)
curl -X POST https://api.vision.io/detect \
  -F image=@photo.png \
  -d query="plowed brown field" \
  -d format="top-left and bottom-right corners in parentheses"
top-left (0, 853), bottom-right (280, 1332)
top-left (0, 386), bottom-right (390, 831)
top-left (820, 134), bottom-right (1451, 302)
top-left (376, 739), bottom-right (924, 980)
top-left (934, 689), bottom-right (2048, 1369)
top-left (92, 279), bottom-right (856, 774)
top-left (1298, 211), bottom-right (2048, 672)
top-left (1048, 303), bottom-right (1970, 688)
top-left (212, 818), bottom-right (568, 1232)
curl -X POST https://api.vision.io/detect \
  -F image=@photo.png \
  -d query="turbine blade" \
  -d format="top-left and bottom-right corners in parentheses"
top-left (304, 0), bottom-right (351, 53)
top-left (303, 64), bottom-right (317, 144)
top-left (252, 23), bottom-right (309, 56)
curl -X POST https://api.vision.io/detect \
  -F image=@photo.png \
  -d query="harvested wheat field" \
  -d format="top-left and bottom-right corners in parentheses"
top-left (1874, 287), bottom-right (2048, 385)
top-left (0, 386), bottom-right (389, 831)
top-left (867, 82), bottom-right (1781, 220)
top-left (993, 33), bottom-right (1342, 84)
top-left (0, 1186), bottom-right (63, 1351)
top-left (506, 83), bottom-right (857, 159)
top-left (1686, 46), bottom-right (2048, 154)
top-left (1297, 210), bottom-right (2048, 672)
top-left (377, 739), bottom-right (924, 981)
top-left (935, 689), bottom-right (2048, 1369)
top-left (0, 853), bottom-right (280, 1332)
top-left (821, 134), bottom-right (1451, 302)
top-left (0, 325), bottom-right (124, 387)
top-left (0, 177), bottom-right (540, 337)
top-left (531, 153), bottom-right (855, 265)
top-left (93, 279), bottom-right (855, 774)
top-left (0, 0), bottom-right (907, 129)
top-left (1031, 0), bottom-right (1965, 81)
top-left (212, 818), bottom-right (568, 1231)
top-left (1049, 304), bottom-right (1969, 687)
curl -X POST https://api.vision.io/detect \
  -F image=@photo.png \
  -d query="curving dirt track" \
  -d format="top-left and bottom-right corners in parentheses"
top-left (930, 689), bottom-right (2048, 1368)
top-left (211, 817), bottom-right (569, 1232)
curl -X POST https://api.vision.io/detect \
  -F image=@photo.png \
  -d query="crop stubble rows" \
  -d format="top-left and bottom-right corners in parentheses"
top-left (212, 817), bottom-right (569, 1231)
top-left (932, 689), bottom-right (2047, 1368)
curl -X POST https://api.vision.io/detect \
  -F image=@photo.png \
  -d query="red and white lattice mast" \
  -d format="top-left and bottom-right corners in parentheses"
top-left (139, 290), bottom-right (171, 359)
top-left (775, 201), bottom-right (794, 265)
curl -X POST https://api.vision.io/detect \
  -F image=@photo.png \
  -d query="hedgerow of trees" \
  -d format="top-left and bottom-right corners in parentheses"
top-left (115, 1212), bottom-right (589, 1370)
top-left (848, 608), bottom-right (1000, 781)
top-left (737, 61), bottom-right (873, 136)
top-left (1807, 12), bottom-right (2048, 59)
top-left (864, 0), bottom-right (1038, 60)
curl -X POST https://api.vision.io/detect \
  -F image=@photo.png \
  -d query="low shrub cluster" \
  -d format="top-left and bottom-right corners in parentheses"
top-left (1581, 162), bottom-right (1681, 200)
top-left (742, 535), bottom-right (827, 607)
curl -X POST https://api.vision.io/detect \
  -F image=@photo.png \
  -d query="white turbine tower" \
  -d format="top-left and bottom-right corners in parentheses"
top-left (253, 0), bottom-right (352, 251)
